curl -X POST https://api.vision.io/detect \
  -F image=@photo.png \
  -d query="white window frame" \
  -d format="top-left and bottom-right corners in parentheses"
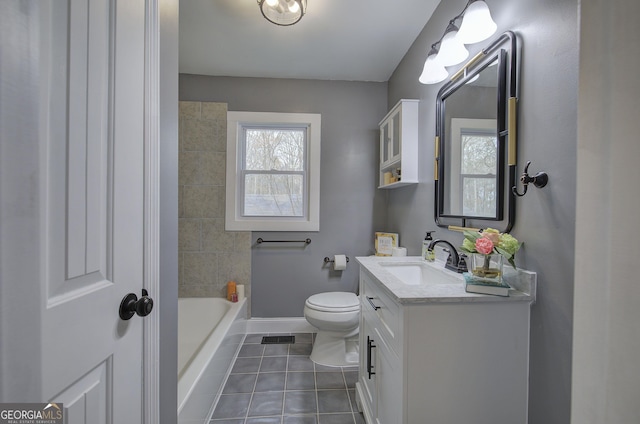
top-left (450, 118), bottom-right (497, 216)
top-left (226, 111), bottom-right (321, 231)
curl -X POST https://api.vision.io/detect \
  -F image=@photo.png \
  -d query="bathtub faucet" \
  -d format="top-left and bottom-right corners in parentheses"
top-left (427, 239), bottom-right (468, 273)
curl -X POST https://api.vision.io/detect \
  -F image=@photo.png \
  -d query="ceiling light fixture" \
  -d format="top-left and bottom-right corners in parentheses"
top-left (258, 0), bottom-right (307, 26)
top-left (419, 0), bottom-right (497, 84)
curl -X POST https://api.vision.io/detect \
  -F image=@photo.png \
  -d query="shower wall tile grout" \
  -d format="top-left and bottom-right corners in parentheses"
top-left (178, 101), bottom-right (251, 316)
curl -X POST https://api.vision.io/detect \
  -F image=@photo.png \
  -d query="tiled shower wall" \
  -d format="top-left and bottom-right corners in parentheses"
top-left (178, 101), bottom-right (251, 305)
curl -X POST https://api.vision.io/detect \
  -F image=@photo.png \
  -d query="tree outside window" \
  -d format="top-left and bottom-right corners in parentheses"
top-left (460, 132), bottom-right (497, 216)
top-left (226, 111), bottom-right (320, 232)
top-left (242, 127), bottom-right (306, 217)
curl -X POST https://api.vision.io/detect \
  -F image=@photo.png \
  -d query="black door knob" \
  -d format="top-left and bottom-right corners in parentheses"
top-left (119, 289), bottom-right (154, 320)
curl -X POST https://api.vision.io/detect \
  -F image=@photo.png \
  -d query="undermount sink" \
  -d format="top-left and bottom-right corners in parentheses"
top-left (378, 261), bottom-right (462, 286)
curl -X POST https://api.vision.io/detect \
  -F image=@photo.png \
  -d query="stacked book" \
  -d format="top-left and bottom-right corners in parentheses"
top-left (463, 272), bottom-right (511, 297)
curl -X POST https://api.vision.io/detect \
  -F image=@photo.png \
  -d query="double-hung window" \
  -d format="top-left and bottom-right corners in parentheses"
top-left (450, 118), bottom-right (498, 217)
top-left (460, 129), bottom-right (498, 216)
top-left (226, 112), bottom-right (321, 231)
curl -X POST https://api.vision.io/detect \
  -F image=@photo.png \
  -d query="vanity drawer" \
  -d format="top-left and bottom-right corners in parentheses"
top-left (360, 272), bottom-right (400, 352)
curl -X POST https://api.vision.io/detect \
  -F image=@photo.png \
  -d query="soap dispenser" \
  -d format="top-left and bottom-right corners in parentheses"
top-left (422, 231), bottom-right (436, 261)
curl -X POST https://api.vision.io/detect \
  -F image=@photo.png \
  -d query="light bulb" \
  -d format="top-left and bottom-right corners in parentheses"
top-left (288, 0), bottom-right (300, 13)
top-left (457, 0), bottom-right (498, 44)
top-left (436, 25), bottom-right (469, 67)
top-left (265, 0), bottom-right (279, 7)
top-left (419, 52), bottom-right (448, 85)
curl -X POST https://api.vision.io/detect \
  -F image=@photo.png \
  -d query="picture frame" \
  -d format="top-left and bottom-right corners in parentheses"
top-left (375, 232), bottom-right (398, 256)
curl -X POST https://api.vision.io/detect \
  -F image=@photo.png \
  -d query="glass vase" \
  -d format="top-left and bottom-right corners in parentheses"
top-left (469, 253), bottom-right (504, 285)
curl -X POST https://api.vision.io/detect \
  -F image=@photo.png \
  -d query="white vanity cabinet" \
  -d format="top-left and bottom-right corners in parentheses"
top-left (359, 276), bottom-right (403, 424)
top-left (356, 265), bottom-right (534, 424)
top-left (378, 99), bottom-right (418, 189)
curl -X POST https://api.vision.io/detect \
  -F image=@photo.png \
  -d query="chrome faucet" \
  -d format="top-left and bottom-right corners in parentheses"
top-left (427, 239), bottom-right (468, 273)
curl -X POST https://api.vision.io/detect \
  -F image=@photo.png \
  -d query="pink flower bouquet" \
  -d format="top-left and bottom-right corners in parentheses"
top-left (460, 228), bottom-right (522, 269)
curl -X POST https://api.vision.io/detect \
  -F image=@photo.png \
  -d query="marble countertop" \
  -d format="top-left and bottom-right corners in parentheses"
top-left (356, 256), bottom-right (537, 305)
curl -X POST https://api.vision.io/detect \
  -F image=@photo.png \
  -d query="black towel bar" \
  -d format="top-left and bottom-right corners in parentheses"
top-left (256, 238), bottom-right (311, 245)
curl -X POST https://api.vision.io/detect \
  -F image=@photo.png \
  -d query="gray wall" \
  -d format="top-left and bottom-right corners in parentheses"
top-left (386, 0), bottom-right (578, 423)
top-left (180, 75), bottom-right (388, 317)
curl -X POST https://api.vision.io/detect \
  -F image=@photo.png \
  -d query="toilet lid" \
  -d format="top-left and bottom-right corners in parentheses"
top-left (306, 292), bottom-right (359, 312)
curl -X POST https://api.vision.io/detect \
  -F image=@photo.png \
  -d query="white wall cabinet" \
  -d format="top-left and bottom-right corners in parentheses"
top-left (356, 267), bottom-right (533, 424)
top-left (378, 99), bottom-right (419, 189)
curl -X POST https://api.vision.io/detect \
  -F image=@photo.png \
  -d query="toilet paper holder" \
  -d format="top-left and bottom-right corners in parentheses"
top-left (324, 256), bottom-right (349, 264)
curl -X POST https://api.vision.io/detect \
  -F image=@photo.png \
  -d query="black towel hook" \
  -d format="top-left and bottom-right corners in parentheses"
top-left (512, 161), bottom-right (549, 197)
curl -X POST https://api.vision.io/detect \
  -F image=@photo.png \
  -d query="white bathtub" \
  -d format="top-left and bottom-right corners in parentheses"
top-left (177, 297), bottom-right (247, 423)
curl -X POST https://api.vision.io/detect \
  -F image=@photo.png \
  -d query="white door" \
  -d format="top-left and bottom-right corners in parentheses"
top-left (0, 1), bottom-right (153, 422)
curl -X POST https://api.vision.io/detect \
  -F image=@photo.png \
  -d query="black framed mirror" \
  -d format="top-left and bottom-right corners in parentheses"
top-left (435, 31), bottom-right (518, 232)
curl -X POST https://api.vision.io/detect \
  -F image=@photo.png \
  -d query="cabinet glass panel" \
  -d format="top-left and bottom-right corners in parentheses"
top-left (392, 113), bottom-right (400, 159)
top-left (381, 123), bottom-right (390, 164)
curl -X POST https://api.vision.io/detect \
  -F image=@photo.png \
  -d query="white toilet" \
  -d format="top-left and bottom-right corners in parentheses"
top-left (304, 291), bottom-right (360, 367)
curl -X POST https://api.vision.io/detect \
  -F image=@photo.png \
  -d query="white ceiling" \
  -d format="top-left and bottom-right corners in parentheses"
top-left (179, 0), bottom-right (441, 82)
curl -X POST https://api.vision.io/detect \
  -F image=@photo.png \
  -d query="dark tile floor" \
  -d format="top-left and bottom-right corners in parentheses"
top-left (210, 333), bottom-right (365, 424)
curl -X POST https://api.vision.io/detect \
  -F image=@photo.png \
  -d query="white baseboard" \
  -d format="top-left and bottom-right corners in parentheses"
top-left (246, 317), bottom-right (316, 334)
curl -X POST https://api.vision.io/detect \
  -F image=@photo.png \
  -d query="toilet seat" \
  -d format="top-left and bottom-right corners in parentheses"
top-left (305, 292), bottom-right (359, 313)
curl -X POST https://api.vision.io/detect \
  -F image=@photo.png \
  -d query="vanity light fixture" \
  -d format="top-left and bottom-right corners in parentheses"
top-left (419, 44), bottom-right (449, 84)
top-left (419, 0), bottom-right (497, 84)
top-left (258, 0), bottom-right (306, 26)
top-left (437, 21), bottom-right (469, 67)
top-left (457, 0), bottom-right (498, 44)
